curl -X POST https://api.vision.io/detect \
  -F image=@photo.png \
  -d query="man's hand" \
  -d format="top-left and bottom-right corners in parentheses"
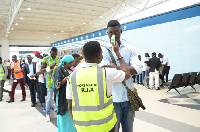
top-left (50, 63), bottom-right (56, 69)
top-left (30, 74), bottom-right (36, 78)
top-left (7, 66), bottom-right (11, 70)
top-left (36, 71), bottom-right (43, 75)
top-left (111, 41), bottom-right (119, 53)
top-left (25, 83), bottom-right (28, 87)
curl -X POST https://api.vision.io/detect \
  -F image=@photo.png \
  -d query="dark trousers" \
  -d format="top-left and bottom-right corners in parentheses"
top-left (39, 82), bottom-right (46, 105)
top-left (10, 79), bottom-right (26, 101)
top-left (136, 73), bottom-right (142, 84)
top-left (162, 66), bottom-right (170, 82)
top-left (7, 70), bottom-right (11, 79)
top-left (0, 80), bottom-right (6, 99)
top-left (29, 80), bottom-right (40, 103)
top-left (109, 125), bottom-right (116, 132)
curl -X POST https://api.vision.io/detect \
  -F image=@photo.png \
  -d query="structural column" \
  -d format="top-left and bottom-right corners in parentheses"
top-left (1, 37), bottom-right (10, 61)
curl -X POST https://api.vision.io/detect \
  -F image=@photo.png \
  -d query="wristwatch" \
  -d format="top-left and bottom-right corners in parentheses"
top-left (117, 57), bottom-right (123, 60)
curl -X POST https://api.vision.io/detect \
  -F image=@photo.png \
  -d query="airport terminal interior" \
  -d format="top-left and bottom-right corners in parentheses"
top-left (0, 0), bottom-right (200, 132)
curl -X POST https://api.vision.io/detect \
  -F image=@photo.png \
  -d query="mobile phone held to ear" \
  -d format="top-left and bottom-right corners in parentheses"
top-left (111, 35), bottom-right (115, 45)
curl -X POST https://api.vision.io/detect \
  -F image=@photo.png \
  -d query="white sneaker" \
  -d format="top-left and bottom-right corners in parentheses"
top-left (46, 114), bottom-right (50, 122)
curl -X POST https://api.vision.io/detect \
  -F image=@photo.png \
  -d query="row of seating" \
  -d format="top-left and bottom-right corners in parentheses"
top-left (164, 72), bottom-right (200, 95)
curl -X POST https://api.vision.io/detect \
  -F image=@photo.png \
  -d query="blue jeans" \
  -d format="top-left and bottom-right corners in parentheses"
top-left (46, 88), bottom-right (54, 114)
top-left (113, 101), bottom-right (135, 132)
top-left (142, 71), bottom-right (149, 85)
top-left (136, 74), bottom-right (142, 84)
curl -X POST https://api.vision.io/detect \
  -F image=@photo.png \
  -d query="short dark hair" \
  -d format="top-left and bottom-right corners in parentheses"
top-left (0, 57), bottom-right (2, 61)
top-left (12, 55), bottom-right (17, 58)
top-left (107, 20), bottom-right (121, 28)
top-left (83, 41), bottom-right (101, 60)
top-left (152, 52), bottom-right (156, 55)
top-left (72, 53), bottom-right (80, 59)
top-left (27, 55), bottom-right (31, 58)
top-left (51, 47), bottom-right (57, 52)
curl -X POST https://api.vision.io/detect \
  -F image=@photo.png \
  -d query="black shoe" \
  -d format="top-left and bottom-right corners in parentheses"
top-left (7, 100), bottom-right (14, 103)
top-left (31, 103), bottom-right (35, 107)
top-left (156, 87), bottom-right (160, 90)
top-left (0, 99), bottom-right (2, 102)
top-left (21, 98), bottom-right (26, 102)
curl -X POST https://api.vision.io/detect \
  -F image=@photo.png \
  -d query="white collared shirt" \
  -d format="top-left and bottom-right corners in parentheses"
top-left (161, 56), bottom-right (170, 66)
top-left (66, 63), bottom-right (125, 99)
top-left (36, 59), bottom-right (44, 83)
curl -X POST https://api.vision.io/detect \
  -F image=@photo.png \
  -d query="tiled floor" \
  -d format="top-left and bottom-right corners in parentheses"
top-left (0, 80), bottom-right (200, 132)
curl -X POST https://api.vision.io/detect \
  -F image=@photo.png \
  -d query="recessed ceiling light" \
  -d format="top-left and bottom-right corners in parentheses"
top-left (20, 17), bottom-right (23, 20)
top-left (27, 7), bottom-right (31, 11)
top-left (54, 34), bottom-right (56, 35)
top-left (61, 31), bottom-right (64, 32)
top-left (83, 22), bottom-right (86, 25)
top-left (71, 27), bottom-right (73, 29)
top-left (8, 31), bottom-right (10, 34)
top-left (5, 35), bottom-right (8, 37)
top-left (11, 28), bottom-right (14, 30)
top-left (100, 16), bottom-right (103, 19)
top-left (122, 4), bottom-right (126, 6)
top-left (47, 37), bottom-right (50, 38)
top-left (15, 23), bottom-right (18, 25)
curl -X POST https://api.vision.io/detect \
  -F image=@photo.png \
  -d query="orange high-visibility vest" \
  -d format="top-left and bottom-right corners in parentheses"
top-left (12, 60), bottom-right (23, 79)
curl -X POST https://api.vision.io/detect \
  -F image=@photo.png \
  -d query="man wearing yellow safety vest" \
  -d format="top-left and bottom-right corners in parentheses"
top-left (0, 57), bottom-right (10, 101)
top-left (66, 41), bottom-right (131, 132)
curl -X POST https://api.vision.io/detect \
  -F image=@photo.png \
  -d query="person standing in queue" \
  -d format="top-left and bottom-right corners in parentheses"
top-left (67, 41), bottom-right (131, 132)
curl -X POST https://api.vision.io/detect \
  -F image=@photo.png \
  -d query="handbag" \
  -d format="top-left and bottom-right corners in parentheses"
top-left (105, 46), bottom-right (146, 111)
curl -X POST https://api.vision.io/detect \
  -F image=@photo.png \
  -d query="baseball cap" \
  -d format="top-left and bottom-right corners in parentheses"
top-left (34, 51), bottom-right (41, 55)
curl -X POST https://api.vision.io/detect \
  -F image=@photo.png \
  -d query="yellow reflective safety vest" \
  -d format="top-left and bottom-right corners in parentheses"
top-left (0, 64), bottom-right (6, 80)
top-left (70, 66), bottom-right (117, 132)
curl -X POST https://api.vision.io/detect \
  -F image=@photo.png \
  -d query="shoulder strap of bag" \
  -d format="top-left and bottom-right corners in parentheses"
top-left (106, 47), bottom-right (117, 66)
top-left (104, 46), bottom-right (147, 110)
top-left (104, 47), bottom-right (136, 92)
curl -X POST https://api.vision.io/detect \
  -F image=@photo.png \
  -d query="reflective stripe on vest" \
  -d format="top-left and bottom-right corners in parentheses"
top-left (0, 64), bottom-right (5, 80)
top-left (70, 66), bottom-right (117, 132)
top-left (73, 109), bottom-right (115, 126)
top-left (13, 61), bottom-right (23, 79)
top-left (71, 67), bottom-right (113, 111)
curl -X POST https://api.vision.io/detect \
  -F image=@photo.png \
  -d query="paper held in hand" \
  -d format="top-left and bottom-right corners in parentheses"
top-left (27, 73), bottom-right (36, 80)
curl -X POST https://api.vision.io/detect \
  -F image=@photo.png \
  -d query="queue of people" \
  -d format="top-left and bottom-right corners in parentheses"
top-left (0, 20), bottom-right (170, 132)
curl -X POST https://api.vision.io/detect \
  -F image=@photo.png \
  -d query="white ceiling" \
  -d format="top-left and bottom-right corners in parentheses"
top-left (0, 0), bottom-right (199, 41)
top-left (0, 0), bottom-right (171, 40)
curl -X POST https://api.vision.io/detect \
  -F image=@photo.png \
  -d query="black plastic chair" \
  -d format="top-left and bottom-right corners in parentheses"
top-left (196, 72), bottom-right (200, 85)
top-left (181, 73), bottom-right (190, 87)
top-left (164, 74), bottom-right (182, 95)
top-left (188, 72), bottom-right (198, 92)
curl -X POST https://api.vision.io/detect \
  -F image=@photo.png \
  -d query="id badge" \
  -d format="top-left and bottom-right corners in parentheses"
top-left (14, 80), bottom-right (17, 82)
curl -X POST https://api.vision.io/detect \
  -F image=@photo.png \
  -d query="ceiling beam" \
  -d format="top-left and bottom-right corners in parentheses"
top-left (5, 0), bottom-right (23, 36)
